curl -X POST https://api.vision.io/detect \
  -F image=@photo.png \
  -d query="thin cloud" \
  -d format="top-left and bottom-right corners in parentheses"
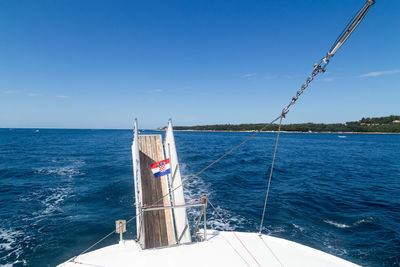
top-left (3, 90), bottom-right (15, 94)
top-left (56, 95), bottom-right (69, 98)
top-left (242, 73), bottom-right (257, 78)
top-left (149, 89), bottom-right (163, 93)
top-left (359, 69), bottom-right (400, 77)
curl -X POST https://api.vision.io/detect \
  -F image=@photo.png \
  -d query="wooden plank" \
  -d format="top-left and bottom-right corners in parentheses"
top-left (138, 135), bottom-right (176, 249)
top-left (156, 137), bottom-right (176, 245)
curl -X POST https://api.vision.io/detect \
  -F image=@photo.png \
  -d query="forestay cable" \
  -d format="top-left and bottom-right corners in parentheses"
top-left (70, 0), bottom-right (375, 261)
top-left (258, 116), bottom-right (283, 235)
top-left (70, 115), bottom-right (282, 262)
top-left (258, 0), bottom-right (374, 234)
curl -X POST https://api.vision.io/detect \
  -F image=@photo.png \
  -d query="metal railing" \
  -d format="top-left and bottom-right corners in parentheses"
top-left (134, 194), bottom-right (208, 244)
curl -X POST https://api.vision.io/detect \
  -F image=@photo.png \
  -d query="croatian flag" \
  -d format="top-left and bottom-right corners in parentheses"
top-left (150, 158), bottom-right (171, 178)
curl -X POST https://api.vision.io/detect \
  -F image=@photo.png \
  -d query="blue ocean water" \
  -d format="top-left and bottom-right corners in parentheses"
top-left (0, 128), bottom-right (399, 266)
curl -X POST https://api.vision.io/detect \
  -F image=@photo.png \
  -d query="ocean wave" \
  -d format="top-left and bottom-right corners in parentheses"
top-left (28, 187), bottom-right (71, 219)
top-left (41, 187), bottom-right (70, 215)
top-left (28, 160), bottom-right (81, 217)
top-left (292, 223), bottom-right (305, 232)
top-left (324, 242), bottom-right (348, 257)
top-left (261, 225), bottom-right (286, 235)
top-left (36, 166), bottom-right (81, 176)
top-left (324, 217), bottom-right (375, 229)
top-left (1, 130), bottom-right (398, 266)
top-left (0, 229), bottom-right (21, 251)
top-left (0, 228), bottom-right (26, 265)
top-left (181, 164), bottom-right (248, 231)
top-left (206, 204), bottom-right (248, 231)
top-left (19, 183), bottom-right (72, 222)
top-left (353, 217), bottom-right (375, 226)
top-left (35, 159), bottom-right (85, 177)
top-left (324, 220), bottom-right (351, 229)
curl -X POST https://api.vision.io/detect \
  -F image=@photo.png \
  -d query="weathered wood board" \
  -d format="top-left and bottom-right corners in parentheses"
top-left (138, 135), bottom-right (175, 248)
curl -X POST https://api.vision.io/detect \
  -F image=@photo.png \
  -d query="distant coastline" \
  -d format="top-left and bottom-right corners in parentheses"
top-left (159, 115), bottom-right (400, 134)
top-left (170, 129), bottom-right (400, 134)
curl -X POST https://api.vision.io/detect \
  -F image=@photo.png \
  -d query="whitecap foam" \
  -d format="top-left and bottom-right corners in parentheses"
top-left (13, 259), bottom-right (27, 265)
top-left (21, 181), bottom-right (72, 222)
top-left (323, 238), bottom-right (348, 256)
top-left (324, 217), bottom-right (374, 229)
top-left (0, 229), bottom-right (20, 251)
top-left (28, 160), bottom-right (81, 219)
top-left (36, 166), bottom-right (82, 177)
top-left (181, 163), bottom-right (213, 206)
top-left (35, 159), bottom-right (85, 177)
top-left (353, 217), bottom-right (374, 226)
top-left (292, 223), bottom-right (305, 232)
top-left (262, 225), bottom-right (286, 235)
top-left (181, 164), bottom-right (248, 231)
top-left (41, 187), bottom-right (69, 214)
top-left (0, 228), bottom-right (26, 264)
top-left (324, 219), bottom-right (350, 229)
top-left (29, 187), bottom-right (71, 218)
top-left (205, 204), bottom-right (248, 231)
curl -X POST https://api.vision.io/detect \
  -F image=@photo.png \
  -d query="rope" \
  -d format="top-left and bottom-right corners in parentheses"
top-left (68, 1), bottom-right (376, 261)
top-left (71, 74), bottom-right (316, 261)
top-left (206, 197), bottom-right (262, 267)
top-left (70, 36), bottom-right (331, 261)
top-left (70, 115), bottom-right (282, 262)
top-left (70, 66), bottom-right (319, 262)
top-left (70, 100), bottom-right (298, 262)
top-left (70, 207), bottom-right (140, 262)
top-left (258, 116), bottom-right (283, 234)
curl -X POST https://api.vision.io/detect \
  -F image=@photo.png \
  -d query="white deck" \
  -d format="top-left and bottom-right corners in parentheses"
top-left (58, 230), bottom-right (359, 267)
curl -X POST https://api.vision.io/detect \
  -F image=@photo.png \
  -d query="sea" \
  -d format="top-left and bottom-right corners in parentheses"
top-left (0, 128), bottom-right (399, 266)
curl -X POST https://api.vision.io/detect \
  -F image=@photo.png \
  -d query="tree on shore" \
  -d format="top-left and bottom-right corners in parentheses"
top-left (173, 115), bottom-right (400, 133)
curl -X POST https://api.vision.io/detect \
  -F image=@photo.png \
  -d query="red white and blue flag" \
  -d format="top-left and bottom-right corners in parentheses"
top-left (150, 158), bottom-right (171, 178)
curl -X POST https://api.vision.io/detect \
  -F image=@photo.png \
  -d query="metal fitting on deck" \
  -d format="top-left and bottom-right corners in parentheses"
top-left (116, 220), bottom-right (127, 242)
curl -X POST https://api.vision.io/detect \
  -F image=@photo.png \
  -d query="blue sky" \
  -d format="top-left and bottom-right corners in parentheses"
top-left (1, 0), bottom-right (399, 129)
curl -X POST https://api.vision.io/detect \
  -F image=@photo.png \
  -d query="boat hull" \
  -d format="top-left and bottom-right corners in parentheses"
top-left (58, 230), bottom-right (359, 267)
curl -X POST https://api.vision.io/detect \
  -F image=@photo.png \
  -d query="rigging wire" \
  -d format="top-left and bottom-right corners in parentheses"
top-left (258, 0), bottom-right (375, 234)
top-left (258, 116), bottom-right (283, 235)
top-left (70, 115), bottom-right (282, 262)
top-left (206, 197), bottom-right (262, 267)
top-left (70, 0), bottom-right (375, 262)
